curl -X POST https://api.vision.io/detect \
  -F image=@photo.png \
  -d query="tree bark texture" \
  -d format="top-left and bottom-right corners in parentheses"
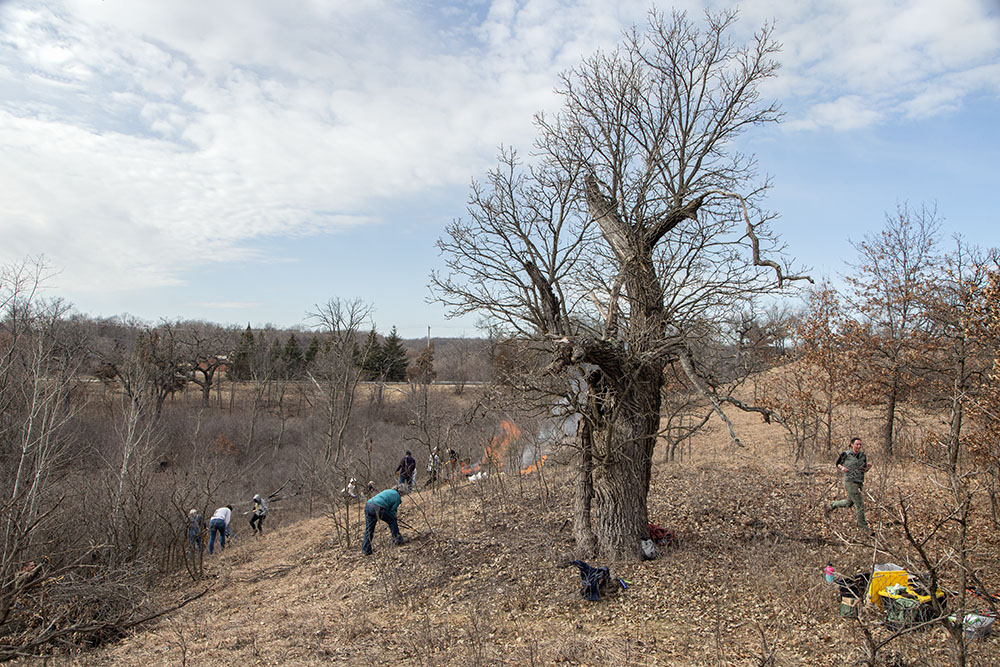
top-left (882, 382), bottom-right (897, 456)
top-left (573, 417), bottom-right (596, 554)
top-left (589, 366), bottom-right (662, 557)
top-left (947, 355), bottom-right (966, 472)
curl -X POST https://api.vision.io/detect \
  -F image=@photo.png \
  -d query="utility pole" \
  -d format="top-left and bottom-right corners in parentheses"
top-left (427, 326), bottom-right (431, 349)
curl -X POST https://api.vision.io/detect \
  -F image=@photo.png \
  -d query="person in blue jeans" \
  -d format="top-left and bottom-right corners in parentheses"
top-left (208, 505), bottom-right (233, 554)
top-left (362, 486), bottom-right (406, 555)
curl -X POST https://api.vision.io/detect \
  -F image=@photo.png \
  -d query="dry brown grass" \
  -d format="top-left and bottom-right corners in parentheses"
top-left (52, 409), bottom-right (1000, 667)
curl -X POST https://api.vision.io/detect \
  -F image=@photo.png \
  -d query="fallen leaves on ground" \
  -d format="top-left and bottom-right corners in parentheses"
top-left (56, 415), bottom-right (1000, 666)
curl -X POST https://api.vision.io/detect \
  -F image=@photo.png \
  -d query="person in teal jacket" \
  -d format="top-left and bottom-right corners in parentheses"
top-left (361, 486), bottom-right (406, 555)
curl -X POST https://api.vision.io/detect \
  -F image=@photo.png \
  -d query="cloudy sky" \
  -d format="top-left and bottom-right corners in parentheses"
top-left (2, 0), bottom-right (998, 338)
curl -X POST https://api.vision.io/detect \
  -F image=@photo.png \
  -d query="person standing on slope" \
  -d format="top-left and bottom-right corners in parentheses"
top-left (187, 509), bottom-right (204, 555)
top-left (426, 447), bottom-right (441, 487)
top-left (395, 450), bottom-right (416, 492)
top-left (249, 494), bottom-right (268, 535)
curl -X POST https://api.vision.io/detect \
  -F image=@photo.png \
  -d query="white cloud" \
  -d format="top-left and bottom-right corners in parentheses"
top-left (749, 0), bottom-right (1000, 131)
top-left (1, 0), bottom-right (997, 306)
top-left (786, 95), bottom-right (883, 131)
top-left (0, 1), bottom-right (566, 295)
top-left (900, 63), bottom-right (1000, 118)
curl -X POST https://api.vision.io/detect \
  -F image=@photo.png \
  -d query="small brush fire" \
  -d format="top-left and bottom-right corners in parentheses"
top-left (486, 419), bottom-right (521, 467)
top-left (456, 419), bottom-right (549, 477)
top-left (519, 455), bottom-right (548, 475)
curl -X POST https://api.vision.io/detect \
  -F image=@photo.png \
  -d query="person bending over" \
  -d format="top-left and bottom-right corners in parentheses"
top-left (361, 486), bottom-right (406, 556)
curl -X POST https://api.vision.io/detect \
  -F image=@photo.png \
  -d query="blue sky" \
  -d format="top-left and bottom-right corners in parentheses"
top-left (2, 0), bottom-right (998, 338)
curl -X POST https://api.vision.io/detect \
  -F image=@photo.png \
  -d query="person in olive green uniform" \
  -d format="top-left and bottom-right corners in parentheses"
top-left (826, 437), bottom-right (873, 534)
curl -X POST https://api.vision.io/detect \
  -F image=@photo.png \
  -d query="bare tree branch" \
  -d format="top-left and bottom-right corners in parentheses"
top-left (708, 189), bottom-right (813, 287)
top-left (678, 351), bottom-right (744, 447)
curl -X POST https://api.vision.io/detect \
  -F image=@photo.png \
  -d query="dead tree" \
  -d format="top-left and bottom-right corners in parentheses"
top-left (433, 10), bottom-right (809, 558)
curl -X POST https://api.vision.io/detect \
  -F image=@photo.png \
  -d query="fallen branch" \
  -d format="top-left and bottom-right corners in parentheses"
top-left (0, 587), bottom-right (211, 662)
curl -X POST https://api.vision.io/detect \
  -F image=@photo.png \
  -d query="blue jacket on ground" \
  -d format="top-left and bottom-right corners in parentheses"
top-left (368, 489), bottom-right (402, 516)
top-left (569, 560), bottom-right (611, 601)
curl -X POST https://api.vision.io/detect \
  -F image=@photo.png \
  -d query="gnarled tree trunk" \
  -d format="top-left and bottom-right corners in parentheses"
top-left (573, 417), bottom-right (596, 553)
top-left (589, 367), bottom-right (662, 557)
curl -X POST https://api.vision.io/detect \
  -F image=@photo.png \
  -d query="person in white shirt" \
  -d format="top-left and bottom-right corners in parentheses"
top-left (426, 447), bottom-right (441, 487)
top-left (209, 505), bottom-right (233, 554)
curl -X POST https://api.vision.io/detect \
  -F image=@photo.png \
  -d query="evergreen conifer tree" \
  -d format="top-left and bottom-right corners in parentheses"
top-left (304, 335), bottom-right (321, 366)
top-left (229, 324), bottom-right (255, 381)
top-left (283, 333), bottom-right (305, 376)
top-left (381, 326), bottom-right (409, 382)
top-left (359, 328), bottom-right (384, 380)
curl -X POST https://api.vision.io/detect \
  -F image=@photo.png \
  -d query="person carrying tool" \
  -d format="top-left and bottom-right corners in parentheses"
top-left (361, 485), bottom-right (407, 556)
top-left (395, 450), bottom-right (416, 491)
top-left (249, 494), bottom-right (268, 535)
top-left (426, 447), bottom-right (441, 487)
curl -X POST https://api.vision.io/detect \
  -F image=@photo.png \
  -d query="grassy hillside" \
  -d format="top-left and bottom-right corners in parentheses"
top-left (60, 413), bottom-right (1000, 666)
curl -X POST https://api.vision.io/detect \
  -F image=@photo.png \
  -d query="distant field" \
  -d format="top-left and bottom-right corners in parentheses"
top-left (82, 379), bottom-right (479, 412)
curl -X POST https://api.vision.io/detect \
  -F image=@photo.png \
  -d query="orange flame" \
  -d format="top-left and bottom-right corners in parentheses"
top-left (520, 455), bottom-right (548, 475)
top-left (484, 419), bottom-right (521, 468)
top-left (453, 420), bottom-right (527, 477)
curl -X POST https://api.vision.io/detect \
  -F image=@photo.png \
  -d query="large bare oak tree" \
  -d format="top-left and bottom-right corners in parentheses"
top-left (433, 10), bottom-right (808, 558)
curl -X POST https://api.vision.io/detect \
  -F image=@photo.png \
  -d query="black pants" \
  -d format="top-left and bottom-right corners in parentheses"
top-left (249, 513), bottom-right (265, 534)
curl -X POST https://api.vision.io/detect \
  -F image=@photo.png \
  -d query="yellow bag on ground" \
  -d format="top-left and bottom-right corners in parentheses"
top-left (868, 566), bottom-right (908, 606)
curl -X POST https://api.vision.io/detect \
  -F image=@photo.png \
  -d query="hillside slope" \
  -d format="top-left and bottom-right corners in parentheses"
top-left (65, 416), bottom-right (1000, 666)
